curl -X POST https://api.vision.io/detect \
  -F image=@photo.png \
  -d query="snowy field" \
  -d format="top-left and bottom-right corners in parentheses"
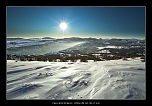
top-left (7, 38), bottom-right (55, 49)
top-left (6, 57), bottom-right (145, 100)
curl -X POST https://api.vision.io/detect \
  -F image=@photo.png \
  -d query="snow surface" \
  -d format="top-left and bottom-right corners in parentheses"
top-left (7, 40), bottom-right (85, 55)
top-left (97, 46), bottom-right (126, 50)
top-left (7, 38), bottom-right (54, 49)
top-left (6, 57), bottom-right (145, 100)
top-left (97, 46), bottom-right (115, 50)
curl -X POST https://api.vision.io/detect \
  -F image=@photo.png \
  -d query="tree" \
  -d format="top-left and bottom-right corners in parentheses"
top-left (80, 56), bottom-right (88, 62)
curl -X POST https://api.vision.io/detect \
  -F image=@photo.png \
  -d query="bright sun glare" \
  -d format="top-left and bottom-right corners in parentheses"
top-left (60, 22), bottom-right (67, 31)
top-left (55, 18), bottom-right (70, 34)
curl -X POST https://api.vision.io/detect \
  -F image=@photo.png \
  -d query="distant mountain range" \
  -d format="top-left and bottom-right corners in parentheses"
top-left (7, 37), bottom-right (145, 40)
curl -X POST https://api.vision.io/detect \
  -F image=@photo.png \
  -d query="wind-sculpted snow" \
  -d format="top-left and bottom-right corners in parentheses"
top-left (7, 57), bottom-right (145, 99)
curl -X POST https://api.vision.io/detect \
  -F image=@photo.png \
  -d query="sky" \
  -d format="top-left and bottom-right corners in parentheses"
top-left (6, 6), bottom-right (145, 39)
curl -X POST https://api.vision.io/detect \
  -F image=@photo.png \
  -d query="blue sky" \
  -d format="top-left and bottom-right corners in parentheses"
top-left (6, 6), bottom-right (145, 39)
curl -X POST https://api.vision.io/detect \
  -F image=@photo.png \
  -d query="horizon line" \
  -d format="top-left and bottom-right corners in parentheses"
top-left (7, 36), bottom-right (145, 40)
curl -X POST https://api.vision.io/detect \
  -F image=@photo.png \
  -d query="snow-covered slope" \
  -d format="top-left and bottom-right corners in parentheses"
top-left (6, 57), bottom-right (145, 99)
top-left (7, 38), bottom-right (55, 49)
top-left (7, 39), bottom-right (85, 55)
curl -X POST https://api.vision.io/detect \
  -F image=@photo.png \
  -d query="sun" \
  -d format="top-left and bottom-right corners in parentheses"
top-left (54, 18), bottom-right (71, 35)
top-left (60, 22), bottom-right (67, 31)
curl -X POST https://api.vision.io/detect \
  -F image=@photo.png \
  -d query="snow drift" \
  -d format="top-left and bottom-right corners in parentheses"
top-left (6, 57), bottom-right (145, 99)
